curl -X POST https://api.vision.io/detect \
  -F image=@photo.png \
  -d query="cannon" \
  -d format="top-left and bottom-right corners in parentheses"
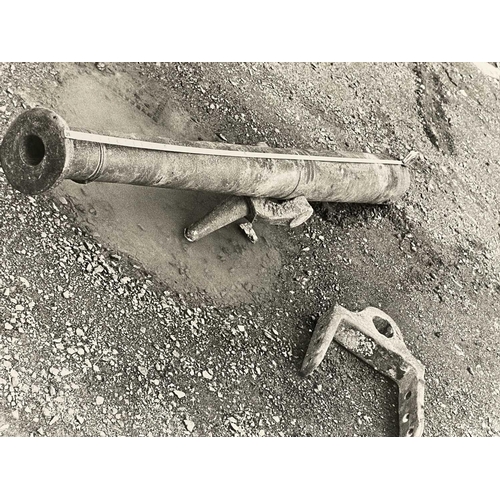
top-left (0, 108), bottom-right (411, 240)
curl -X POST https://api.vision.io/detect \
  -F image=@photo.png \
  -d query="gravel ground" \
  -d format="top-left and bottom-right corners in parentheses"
top-left (1, 62), bottom-right (500, 437)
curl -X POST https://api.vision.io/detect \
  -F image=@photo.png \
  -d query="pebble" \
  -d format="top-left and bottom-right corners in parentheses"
top-left (4, 323), bottom-right (13, 330)
top-left (96, 396), bottom-right (104, 405)
top-left (173, 390), bottom-right (186, 399)
top-left (19, 277), bottom-right (30, 287)
top-left (184, 419), bottom-right (195, 432)
top-left (230, 422), bottom-right (242, 433)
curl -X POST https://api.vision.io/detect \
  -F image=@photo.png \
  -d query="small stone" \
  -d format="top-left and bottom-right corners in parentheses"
top-left (230, 422), bottom-right (241, 433)
top-left (76, 415), bottom-right (85, 424)
top-left (202, 370), bottom-right (213, 380)
top-left (173, 390), bottom-right (185, 399)
top-left (12, 410), bottom-right (19, 420)
top-left (95, 62), bottom-right (106, 71)
top-left (239, 222), bottom-right (258, 243)
top-left (96, 396), bottom-right (104, 405)
top-left (184, 419), bottom-right (195, 432)
top-left (19, 277), bottom-right (30, 287)
top-left (49, 367), bottom-right (59, 376)
top-left (60, 368), bottom-right (72, 377)
top-left (237, 325), bottom-right (245, 332)
top-left (62, 291), bottom-right (70, 299)
top-left (138, 366), bottom-right (148, 377)
top-left (4, 323), bottom-right (13, 330)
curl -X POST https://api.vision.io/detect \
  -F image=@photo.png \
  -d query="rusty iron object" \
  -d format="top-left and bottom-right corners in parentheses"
top-left (184, 195), bottom-right (314, 242)
top-left (302, 305), bottom-right (425, 437)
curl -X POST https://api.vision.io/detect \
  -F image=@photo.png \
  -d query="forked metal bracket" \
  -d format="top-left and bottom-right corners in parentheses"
top-left (302, 305), bottom-right (425, 437)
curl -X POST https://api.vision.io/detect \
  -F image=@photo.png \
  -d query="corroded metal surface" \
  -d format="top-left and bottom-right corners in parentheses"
top-left (184, 195), bottom-right (314, 241)
top-left (248, 196), bottom-right (314, 227)
top-left (302, 305), bottom-right (425, 437)
top-left (184, 196), bottom-right (250, 242)
top-left (1, 108), bottom-right (411, 203)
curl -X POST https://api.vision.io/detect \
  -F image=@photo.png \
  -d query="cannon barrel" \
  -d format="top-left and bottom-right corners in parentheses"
top-left (0, 108), bottom-right (410, 203)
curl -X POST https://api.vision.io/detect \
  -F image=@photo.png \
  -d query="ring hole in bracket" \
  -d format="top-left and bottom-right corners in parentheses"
top-left (19, 134), bottom-right (46, 166)
top-left (402, 413), bottom-right (410, 423)
top-left (372, 316), bottom-right (394, 338)
top-left (405, 391), bottom-right (412, 400)
top-left (407, 427), bottom-right (414, 437)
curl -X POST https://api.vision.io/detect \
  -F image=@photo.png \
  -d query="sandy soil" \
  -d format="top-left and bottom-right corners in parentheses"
top-left (1, 62), bottom-right (499, 437)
